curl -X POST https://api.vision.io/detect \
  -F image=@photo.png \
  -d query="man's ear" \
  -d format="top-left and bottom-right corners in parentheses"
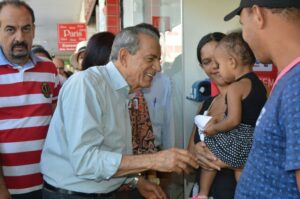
top-left (118, 48), bottom-right (128, 67)
top-left (251, 5), bottom-right (266, 29)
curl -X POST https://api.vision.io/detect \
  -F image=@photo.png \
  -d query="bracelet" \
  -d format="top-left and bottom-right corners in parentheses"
top-left (127, 173), bottom-right (142, 189)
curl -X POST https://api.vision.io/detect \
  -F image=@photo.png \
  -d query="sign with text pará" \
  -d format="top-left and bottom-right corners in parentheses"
top-left (57, 23), bottom-right (87, 52)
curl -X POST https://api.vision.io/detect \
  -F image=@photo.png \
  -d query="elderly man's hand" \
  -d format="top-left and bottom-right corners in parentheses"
top-left (137, 177), bottom-right (167, 199)
top-left (193, 142), bottom-right (220, 171)
top-left (152, 148), bottom-right (199, 174)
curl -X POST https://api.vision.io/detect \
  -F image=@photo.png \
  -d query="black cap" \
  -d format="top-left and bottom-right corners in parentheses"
top-left (224, 0), bottom-right (300, 21)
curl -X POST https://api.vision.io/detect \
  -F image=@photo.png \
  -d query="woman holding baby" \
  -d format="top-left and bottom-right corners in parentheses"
top-left (188, 32), bottom-right (236, 199)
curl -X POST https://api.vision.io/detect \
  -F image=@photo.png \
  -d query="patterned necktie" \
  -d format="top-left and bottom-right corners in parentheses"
top-left (128, 90), bottom-right (157, 155)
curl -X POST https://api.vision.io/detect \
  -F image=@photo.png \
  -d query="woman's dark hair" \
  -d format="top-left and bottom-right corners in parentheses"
top-left (31, 45), bottom-right (52, 60)
top-left (81, 31), bottom-right (115, 70)
top-left (218, 31), bottom-right (256, 67)
top-left (196, 32), bottom-right (226, 64)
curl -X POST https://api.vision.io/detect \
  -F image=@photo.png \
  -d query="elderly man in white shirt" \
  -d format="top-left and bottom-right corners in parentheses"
top-left (41, 26), bottom-right (199, 199)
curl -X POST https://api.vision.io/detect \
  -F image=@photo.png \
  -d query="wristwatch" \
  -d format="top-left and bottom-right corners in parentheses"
top-left (128, 173), bottom-right (141, 189)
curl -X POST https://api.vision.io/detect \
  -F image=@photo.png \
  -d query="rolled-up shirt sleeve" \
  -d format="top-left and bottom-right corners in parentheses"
top-left (62, 73), bottom-right (122, 181)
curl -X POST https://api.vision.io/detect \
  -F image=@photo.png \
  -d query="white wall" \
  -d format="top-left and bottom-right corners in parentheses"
top-left (123, 0), bottom-right (145, 27)
top-left (182, 0), bottom-right (240, 197)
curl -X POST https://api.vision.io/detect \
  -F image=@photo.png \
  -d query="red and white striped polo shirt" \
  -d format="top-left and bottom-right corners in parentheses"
top-left (0, 53), bottom-right (60, 194)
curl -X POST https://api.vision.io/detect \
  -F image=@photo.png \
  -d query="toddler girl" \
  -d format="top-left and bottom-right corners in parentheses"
top-left (197, 32), bottom-right (267, 199)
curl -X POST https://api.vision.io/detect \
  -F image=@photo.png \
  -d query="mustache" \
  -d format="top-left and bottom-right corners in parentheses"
top-left (12, 42), bottom-right (28, 50)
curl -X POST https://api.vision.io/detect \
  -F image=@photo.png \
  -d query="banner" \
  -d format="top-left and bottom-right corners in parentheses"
top-left (57, 23), bottom-right (87, 51)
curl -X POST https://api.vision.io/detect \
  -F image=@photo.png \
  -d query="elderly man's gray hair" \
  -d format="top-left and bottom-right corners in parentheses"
top-left (110, 26), bottom-right (159, 61)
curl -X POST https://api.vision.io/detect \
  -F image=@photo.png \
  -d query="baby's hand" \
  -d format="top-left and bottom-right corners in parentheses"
top-left (204, 124), bottom-right (217, 136)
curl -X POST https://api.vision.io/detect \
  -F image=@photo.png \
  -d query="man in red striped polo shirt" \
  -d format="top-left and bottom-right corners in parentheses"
top-left (0, 1), bottom-right (60, 199)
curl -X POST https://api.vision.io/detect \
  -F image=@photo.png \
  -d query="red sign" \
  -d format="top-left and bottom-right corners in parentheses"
top-left (152, 16), bottom-right (170, 32)
top-left (253, 62), bottom-right (278, 93)
top-left (57, 23), bottom-right (87, 51)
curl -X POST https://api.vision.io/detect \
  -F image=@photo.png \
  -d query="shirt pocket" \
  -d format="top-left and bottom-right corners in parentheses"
top-left (148, 102), bottom-right (164, 125)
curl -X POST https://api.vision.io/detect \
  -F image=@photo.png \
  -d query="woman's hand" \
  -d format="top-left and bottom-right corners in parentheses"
top-left (192, 142), bottom-right (220, 171)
